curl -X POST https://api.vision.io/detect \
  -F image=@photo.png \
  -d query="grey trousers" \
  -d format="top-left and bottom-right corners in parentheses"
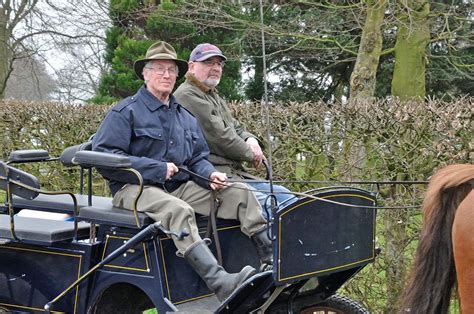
top-left (112, 181), bottom-right (267, 254)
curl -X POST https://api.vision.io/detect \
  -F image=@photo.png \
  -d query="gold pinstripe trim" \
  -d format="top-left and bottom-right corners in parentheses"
top-left (0, 245), bottom-right (82, 258)
top-left (0, 246), bottom-right (82, 313)
top-left (278, 193), bottom-right (376, 282)
top-left (101, 235), bottom-right (150, 272)
top-left (173, 293), bottom-right (214, 305)
top-left (158, 238), bottom-right (172, 301)
top-left (278, 256), bottom-right (375, 282)
top-left (0, 302), bottom-right (66, 313)
top-left (279, 193), bottom-right (375, 218)
top-left (158, 223), bottom-right (241, 303)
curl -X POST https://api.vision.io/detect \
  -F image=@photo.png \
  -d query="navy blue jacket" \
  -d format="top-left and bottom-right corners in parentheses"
top-left (92, 86), bottom-right (215, 195)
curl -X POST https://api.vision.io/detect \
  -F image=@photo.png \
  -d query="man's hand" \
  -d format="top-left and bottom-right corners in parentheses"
top-left (246, 137), bottom-right (265, 169)
top-left (209, 171), bottom-right (228, 190)
top-left (166, 162), bottom-right (179, 180)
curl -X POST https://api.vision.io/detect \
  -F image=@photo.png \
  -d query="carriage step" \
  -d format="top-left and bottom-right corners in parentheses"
top-left (170, 295), bottom-right (219, 313)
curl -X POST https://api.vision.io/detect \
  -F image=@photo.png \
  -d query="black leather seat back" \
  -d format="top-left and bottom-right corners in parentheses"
top-left (60, 141), bottom-right (92, 167)
top-left (0, 162), bottom-right (40, 200)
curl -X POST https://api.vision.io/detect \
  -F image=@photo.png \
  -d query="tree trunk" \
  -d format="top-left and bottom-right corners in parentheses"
top-left (391, 0), bottom-right (430, 101)
top-left (384, 179), bottom-right (409, 312)
top-left (0, 6), bottom-right (13, 99)
top-left (349, 0), bottom-right (387, 101)
top-left (245, 56), bottom-right (265, 101)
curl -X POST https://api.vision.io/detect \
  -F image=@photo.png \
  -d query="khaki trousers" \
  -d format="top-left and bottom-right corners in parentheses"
top-left (112, 181), bottom-right (266, 254)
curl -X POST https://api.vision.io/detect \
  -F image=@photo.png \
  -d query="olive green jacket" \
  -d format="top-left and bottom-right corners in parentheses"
top-left (174, 73), bottom-right (258, 176)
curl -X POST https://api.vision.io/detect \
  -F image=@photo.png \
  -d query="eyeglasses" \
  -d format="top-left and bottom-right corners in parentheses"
top-left (200, 60), bottom-right (225, 68)
top-left (146, 66), bottom-right (178, 76)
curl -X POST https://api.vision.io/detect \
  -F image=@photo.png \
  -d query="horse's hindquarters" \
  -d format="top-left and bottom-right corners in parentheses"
top-left (452, 189), bottom-right (474, 313)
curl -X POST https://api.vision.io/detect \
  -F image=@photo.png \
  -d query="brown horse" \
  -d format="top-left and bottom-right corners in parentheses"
top-left (400, 164), bottom-right (474, 313)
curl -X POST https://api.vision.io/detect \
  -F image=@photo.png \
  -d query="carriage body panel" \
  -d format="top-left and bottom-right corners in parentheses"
top-left (0, 241), bottom-right (95, 313)
top-left (0, 151), bottom-right (377, 313)
top-left (275, 188), bottom-right (376, 284)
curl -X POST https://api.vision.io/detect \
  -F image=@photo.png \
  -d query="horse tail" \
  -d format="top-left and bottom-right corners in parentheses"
top-left (399, 164), bottom-right (474, 313)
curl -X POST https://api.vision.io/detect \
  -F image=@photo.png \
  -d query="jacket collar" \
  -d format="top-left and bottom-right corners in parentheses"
top-left (138, 85), bottom-right (180, 112)
top-left (185, 72), bottom-right (214, 93)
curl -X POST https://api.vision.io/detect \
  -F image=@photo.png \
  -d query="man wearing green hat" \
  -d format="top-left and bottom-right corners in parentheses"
top-left (92, 41), bottom-right (270, 301)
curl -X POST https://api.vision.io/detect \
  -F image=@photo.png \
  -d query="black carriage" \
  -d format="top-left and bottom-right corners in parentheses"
top-left (0, 144), bottom-right (377, 313)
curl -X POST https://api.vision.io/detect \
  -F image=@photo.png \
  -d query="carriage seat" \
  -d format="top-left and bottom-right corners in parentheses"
top-left (2, 151), bottom-right (188, 231)
top-left (77, 203), bottom-right (152, 228)
top-left (0, 215), bottom-right (90, 244)
top-left (8, 189), bottom-right (153, 230)
top-left (77, 203), bottom-right (239, 232)
top-left (9, 190), bottom-right (153, 229)
top-left (0, 161), bottom-right (92, 243)
top-left (11, 193), bottom-right (111, 214)
top-left (4, 144), bottom-right (150, 228)
top-left (3, 147), bottom-right (237, 234)
top-left (3, 173), bottom-right (153, 228)
top-left (72, 151), bottom-right (243, 232)
top-left (0, 158), bottom-right (109, 215)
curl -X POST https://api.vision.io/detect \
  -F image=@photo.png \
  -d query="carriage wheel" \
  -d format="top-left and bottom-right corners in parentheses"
top-left (300, 294), bottom-right (369, 314)
top-left (87, 283), bottom-right (154, 314)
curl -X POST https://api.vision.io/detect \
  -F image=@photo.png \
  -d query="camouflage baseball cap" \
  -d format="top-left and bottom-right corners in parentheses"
top-left (189, 43), bottom-right (227, 62)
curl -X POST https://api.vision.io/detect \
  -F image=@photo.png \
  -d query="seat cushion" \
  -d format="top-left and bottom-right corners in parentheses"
top-left (11, 194), bottom-right (113, 214)
top-left (0, 215), bottom-right (90, 244)
top-left (78, 205), bottom-right (152, 228)
top-left (12, 194), bottom-right (241, 232)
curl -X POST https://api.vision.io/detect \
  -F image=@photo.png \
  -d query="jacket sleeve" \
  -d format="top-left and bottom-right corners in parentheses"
top-left (176, 88), bottom-right (255, 162)
top-left (92, 109), bottom-right (168, 185)
top-left (232, 114), bottom-right (255, 143)
top-left (185, 124), bottom-right (216, 189)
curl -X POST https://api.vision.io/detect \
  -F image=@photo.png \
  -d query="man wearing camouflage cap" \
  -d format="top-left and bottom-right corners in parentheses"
top-left (175, 43), bottom-right (296, 266)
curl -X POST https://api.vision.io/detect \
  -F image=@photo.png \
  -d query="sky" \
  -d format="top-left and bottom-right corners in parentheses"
top-left (11, 0), bottom-right (111, 102)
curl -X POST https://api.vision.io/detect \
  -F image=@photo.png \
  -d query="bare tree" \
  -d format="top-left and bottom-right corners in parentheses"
top-left (37, 0), bottom-right (110, 102)
top-left (0, 0), bottom-right (110, 101)
top-left (5, 53), bottom-right (55, 100)
top-left (0, 0), bottom-right (39, 99)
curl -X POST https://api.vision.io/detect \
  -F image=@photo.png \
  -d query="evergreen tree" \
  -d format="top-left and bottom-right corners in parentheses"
top-left (95, 1), bottom-right (473, 103)
top-left (93, 0), bottom-right (243, 103)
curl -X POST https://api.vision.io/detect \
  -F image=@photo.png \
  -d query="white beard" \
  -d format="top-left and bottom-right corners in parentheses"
top-left (204, 77), bottom-right (220, 88)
